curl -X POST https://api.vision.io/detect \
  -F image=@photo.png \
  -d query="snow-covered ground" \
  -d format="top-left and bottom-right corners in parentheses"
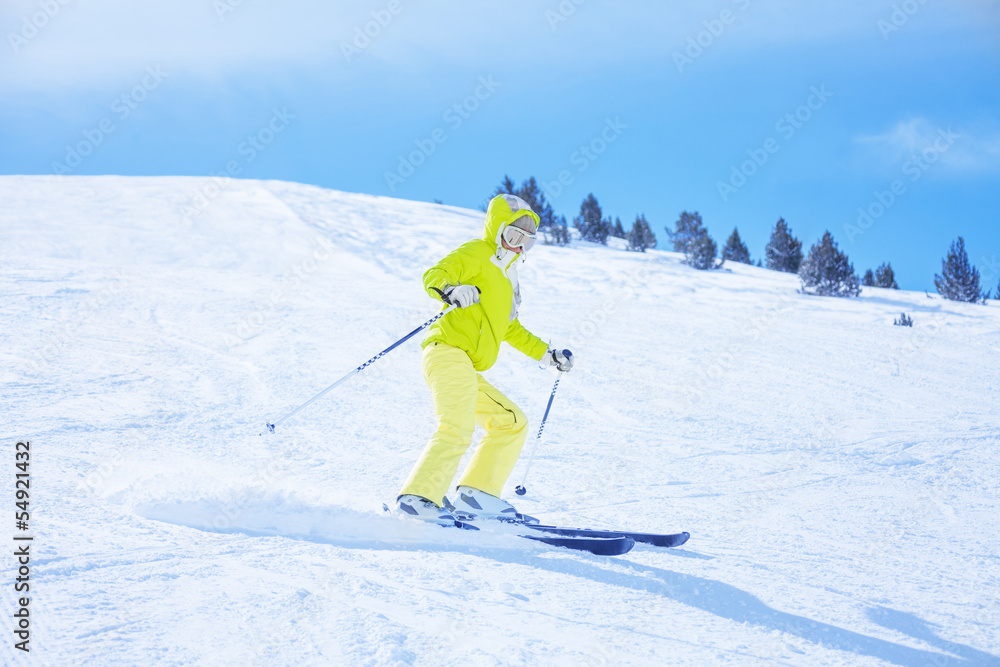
top-left (2, 175), bottom-right (998, 666)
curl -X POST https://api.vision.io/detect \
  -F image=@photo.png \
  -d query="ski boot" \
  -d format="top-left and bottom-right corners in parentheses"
top-left (396, 495), bottom-right (461, 526)
top-left (450, 486), bottom-right (539, 524)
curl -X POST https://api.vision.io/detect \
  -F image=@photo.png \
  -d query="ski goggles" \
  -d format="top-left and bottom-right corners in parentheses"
top-left (502, 218), bottom-right (537, 252)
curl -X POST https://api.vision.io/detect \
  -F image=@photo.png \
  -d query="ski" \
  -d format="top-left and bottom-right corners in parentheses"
top-left (517, 523), bottom-right (690, 548)
top-left (519, 533), bottom-right (636, 556)
top-left (453, 520), bottom-right (636, 555)
top-left (384, 503), bottom-right (684, 554)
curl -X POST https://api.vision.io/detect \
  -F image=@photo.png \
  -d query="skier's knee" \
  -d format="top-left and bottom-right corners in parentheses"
top-left (511, 406), bottom-right (528, 433)
top-left (492, 405), bottom-right (527, 433)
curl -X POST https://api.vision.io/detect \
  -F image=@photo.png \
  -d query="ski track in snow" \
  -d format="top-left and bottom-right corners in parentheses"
top-left (1, 175), bottom-right (998, 666)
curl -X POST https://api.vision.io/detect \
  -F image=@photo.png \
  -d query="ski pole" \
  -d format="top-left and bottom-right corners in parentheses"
top-left (263, 304), bottom-right (457, 434)
top-left (515, 350), bottom-right (571, 496)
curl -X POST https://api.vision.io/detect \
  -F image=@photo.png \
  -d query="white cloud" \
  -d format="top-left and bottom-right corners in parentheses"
top-left (855, 118), bottom-right (1000, 174)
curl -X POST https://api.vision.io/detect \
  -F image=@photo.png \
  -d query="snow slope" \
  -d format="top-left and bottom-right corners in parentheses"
top-left (1, 175), bottom-right (998, 666)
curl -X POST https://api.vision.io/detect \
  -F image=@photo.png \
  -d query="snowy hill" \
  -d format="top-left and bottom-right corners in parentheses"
top-left (2, 175), bottom-right (998, 666)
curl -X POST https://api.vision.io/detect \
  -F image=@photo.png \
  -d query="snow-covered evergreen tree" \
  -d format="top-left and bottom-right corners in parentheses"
top-left (799, 231), bottom-right (861, 297)
top-left (875, 262), bottom-right (899, 289)
top-left (481, 175), bottom-right (518, 210)
top-left (611, 217), bottom-right (626, 239)
top-left (722, 227), bottom-right (751, 264)
top-left (486, 175), bottom-right (557, 232)
top-left (543, 215), bottom-right (571, 246)
top-left (554, 216), bottom-right (571, 245)
top-left (494, 175), bottom-right (516, 196)
top-left (626, 214), bottom-right (656, 252)
top-left (515, 177), bottom-right (558, 233)
top-left (862, 269), bottom-right (875, 287)
top-left (666, 211), bottom-right (706, 254)
top-left (574, 194), bottom-right (611, 244)
top-left (686, 231), bottom-right (720, 270)
top-left (934, 237), bottom-right (983, 302)
top-left (765, 218), bottom-right (803, 273)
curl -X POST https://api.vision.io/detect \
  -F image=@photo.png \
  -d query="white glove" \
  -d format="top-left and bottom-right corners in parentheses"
top-left (546, 348), bottom-right (574, 372)
top-left (443, 284), bottom-right (480, 308)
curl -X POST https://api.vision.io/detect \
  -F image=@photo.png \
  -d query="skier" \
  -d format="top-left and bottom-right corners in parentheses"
top-left (397, 194), bottom-right (574, 523)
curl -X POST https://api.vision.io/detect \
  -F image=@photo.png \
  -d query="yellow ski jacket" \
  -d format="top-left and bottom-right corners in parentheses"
top-left (422, 194), bottom-right (549, 371)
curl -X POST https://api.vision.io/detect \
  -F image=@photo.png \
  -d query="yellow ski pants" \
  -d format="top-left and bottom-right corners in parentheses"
top-left (399, 342), bottom-right (528, 506)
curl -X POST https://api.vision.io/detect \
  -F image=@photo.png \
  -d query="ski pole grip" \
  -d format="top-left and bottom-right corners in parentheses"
top-left (431, 285), bottom-right (482, 306)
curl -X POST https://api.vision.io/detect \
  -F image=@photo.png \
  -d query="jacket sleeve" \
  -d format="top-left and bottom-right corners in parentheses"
top-left (423, 246), bottom-right (475, 302)
top-left (503, 318), bottom-right (549, 361)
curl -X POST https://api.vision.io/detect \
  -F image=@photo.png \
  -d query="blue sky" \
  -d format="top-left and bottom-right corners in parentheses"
top-left (2, 0), bottom-right (998, 291)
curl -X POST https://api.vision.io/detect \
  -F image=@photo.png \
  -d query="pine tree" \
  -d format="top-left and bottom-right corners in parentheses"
top-left (482, 175), bottom-right (518, 210)
top-left (626, 214), bottom-right (657, 252)
top-left (542, 215), bottom-right (571, 246)
top-left (875, 262), bottom-right (899, 289)
top-left (862, 269), bottom-right (875, 287)
top-left (611, 217), bottom-right (626, 239)
top-left (574, 194), bottom-right (611, 244)
top-left (765, 218), bottom-right (804, 273)
top-left (799, 231), bottom-right (861, 297)
top-left (935, 237), bottom-right (982, 302)
top-left (574, 194), bottom-right (601, 237)
top-left (666, 211), bottom-right (706, 254)
top-left (515, 177), bottom-right (557, 232)
top-left (686, 230), bottom-right (721, 270)
top-left (494, 175), bottom-right (516, 196)
top-left (722, 227), bottom-right (751, 264)
top-left (553, 216), bottom-right (571, 245)
top-left (485, 176), bottom-right (558, 231)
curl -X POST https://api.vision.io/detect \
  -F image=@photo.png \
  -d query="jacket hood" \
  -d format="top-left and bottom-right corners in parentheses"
top-left (484, 194), bottom-right (540, 249)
